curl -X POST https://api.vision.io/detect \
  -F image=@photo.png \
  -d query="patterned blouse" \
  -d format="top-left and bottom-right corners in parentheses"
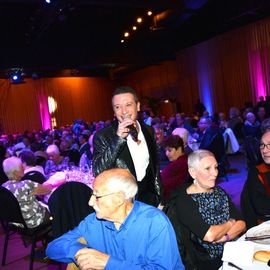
top-left (3, 179), bottom-right (47, 228)
top-left (191, 186), bottom-right (230, 258)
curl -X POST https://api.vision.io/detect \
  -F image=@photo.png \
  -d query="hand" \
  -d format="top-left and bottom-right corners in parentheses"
top-left (75, 248), bottom-right (109, 270)
top-left (32, 184), bottom-right (52, 195)
top-left (116, 117), bottom-right (135, 139)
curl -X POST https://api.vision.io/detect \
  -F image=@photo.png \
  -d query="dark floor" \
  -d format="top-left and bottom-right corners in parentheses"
top-left (0, 153), bottom-right (248, 270)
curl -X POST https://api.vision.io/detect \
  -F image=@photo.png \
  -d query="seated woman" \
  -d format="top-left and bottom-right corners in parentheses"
top-left (174, 150), bottom-right (245, 270)
top-left (45, 144), bottom-right (69, 177)
top-left (2, 157), bottom-right (51, 228)
top-left (161, 135), bottom-right (188, 202)
top-left (241, 129), bottom-right (270, 228)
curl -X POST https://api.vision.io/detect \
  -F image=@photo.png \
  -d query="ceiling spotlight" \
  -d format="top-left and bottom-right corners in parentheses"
top-left (137, 17), bottom-right (143, 23)
top-left (45, 0), bottom-right (51, 3)
top-left (124, 32), bottom-right (129, 37)
top-left (132, 26), bottom-right (137, 31)
top-left (147, 11), bottom-right (152, 16)
top-left (121, 39), bottom-right (125, 43)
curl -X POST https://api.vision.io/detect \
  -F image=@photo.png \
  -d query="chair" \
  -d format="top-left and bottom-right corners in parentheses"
top-left (200, 129), bottom-right (228, 181)
top-left (243, 135), bottom-right (263, 167)
top-left (0, 186), bottom-right (52, 270)
top-left (48, 181), bottom-right (94, 239)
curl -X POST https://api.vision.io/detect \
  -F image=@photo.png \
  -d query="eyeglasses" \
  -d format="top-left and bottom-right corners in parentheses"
top-left (91, 192), bottom-right (117, 200)
top-left (259, 143), bottom-right (270, 150)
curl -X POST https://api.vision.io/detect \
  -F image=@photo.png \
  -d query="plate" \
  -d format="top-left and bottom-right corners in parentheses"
top-left (246, 226), bottom-right (270, 244)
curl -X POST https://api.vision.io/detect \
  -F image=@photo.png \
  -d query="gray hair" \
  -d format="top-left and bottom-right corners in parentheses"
top-left (46, 144), bottom-right (60, 155)
top-left (98, 168), bottom-right (138, 201)
top-left (188, 150), bottom-right (215, 169)
top-left (3, 156), bottom-right (22, 179)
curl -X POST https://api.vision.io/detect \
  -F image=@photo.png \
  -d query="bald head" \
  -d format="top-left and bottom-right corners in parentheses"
top-left (94, 168), bottom-right (138, 201)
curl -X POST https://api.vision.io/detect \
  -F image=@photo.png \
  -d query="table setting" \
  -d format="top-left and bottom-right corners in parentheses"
top-left (221, 221), bottom-right (270, 269)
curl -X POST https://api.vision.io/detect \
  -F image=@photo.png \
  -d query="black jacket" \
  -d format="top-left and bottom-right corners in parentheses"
top-left (92, 120), bottom-right (162, 206)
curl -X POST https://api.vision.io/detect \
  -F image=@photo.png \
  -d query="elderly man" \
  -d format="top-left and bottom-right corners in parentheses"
top-left (46, 168), bottom-right (183, 270)
top-left (92, 86), bottom-right (162, 206)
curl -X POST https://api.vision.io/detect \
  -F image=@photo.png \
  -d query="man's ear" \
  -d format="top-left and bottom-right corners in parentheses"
top-left (116, 192), bottom-right (125, 206)
top-left (137, 101), bottom-right (140, 112)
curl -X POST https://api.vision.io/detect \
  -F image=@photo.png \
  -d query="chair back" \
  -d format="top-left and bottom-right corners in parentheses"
top-left (243, 135), bottom-right (263, 167)
top-left (48, 181), bottom-right (94, 238)
top-left (0, 186), bottom-right (27, 227)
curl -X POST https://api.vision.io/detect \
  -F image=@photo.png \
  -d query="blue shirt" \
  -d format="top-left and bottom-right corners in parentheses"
top-left (46, 201), bottom-right (184, 269)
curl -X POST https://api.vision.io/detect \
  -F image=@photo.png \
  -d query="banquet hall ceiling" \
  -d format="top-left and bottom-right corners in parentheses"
top-left (0, 0), bottom-right (270, 78)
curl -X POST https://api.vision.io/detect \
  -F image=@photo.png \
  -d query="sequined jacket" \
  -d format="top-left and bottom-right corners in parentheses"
top-left (92, 120), bottom-right (162, 206)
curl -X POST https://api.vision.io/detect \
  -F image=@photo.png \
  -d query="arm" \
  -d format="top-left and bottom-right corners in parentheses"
top-left (32, 183), bottom-right (52, 195)
top-left (215, 192), bottom-right (246, 243)
top-left (203, 219), bottom-right (236, 242)
top-left (176, 187), bottom-right (244, 243)
top-left (92, 129), bottom-right (127, 177)
top-left (46, 220), bottom-right (89, 264)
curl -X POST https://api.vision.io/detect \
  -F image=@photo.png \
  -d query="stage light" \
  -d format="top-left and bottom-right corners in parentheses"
top-left (147, 11), bottom-right (152, 16)
top-left (121, 39), bottom-right (125, 43)
top-left (124, 32), bottom-right (129, 37)
top-left (132, 26), bottom-right (137, 31)
top-left (10, 72), bottom-right (24, 84)
top-left (137, 17), bottom-right (143, 23)
top-left (45, 0), bottom-right (51, 3)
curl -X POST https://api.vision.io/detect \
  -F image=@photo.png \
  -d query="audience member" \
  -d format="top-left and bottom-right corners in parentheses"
top-left (2, 157), bottom-right (51, 228)
top-left (241, 130), bottom-right (270, 228)
top-left (172, 127), bottom-right (192, 155)
top-left (46, 168), bottom-right (184, 270)
top-left (173, 150), bottom-right (245, 269)
top-left (161, 135), bottom-right (188, 201)
top-left (143, 110), bottom-right (152, 126)
top-left (93, 86), bottom-right (162, 206)
top-left (20, 150), bottom-right (46, 184)
top-left (242, 112), bottom-right (261, 139)
top-left (194, 98), bottom-right (206, 117)
top-left (154, 126), bottom-right (169, 169)
top-left (45, 144), bottom-right (69, 177)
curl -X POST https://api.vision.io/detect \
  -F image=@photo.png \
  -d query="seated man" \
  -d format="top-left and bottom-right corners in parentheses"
top-left (46, 168), bottom-right (183, 270)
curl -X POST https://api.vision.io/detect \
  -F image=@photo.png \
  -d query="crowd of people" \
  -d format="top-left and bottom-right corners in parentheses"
top-left (1, 88), bottom-right (270, 269)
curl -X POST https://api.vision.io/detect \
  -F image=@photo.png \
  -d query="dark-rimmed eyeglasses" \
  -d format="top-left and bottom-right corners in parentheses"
top-left (91, 192), bottom-right (117, 200)
top-left (259, 143), bottom-right (270, 150)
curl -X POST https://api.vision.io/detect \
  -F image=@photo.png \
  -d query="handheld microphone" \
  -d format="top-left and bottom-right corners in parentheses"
top-left (123, 114), bottom-right (138, 141)
top-left (127, 124), bottom-right (138, 142)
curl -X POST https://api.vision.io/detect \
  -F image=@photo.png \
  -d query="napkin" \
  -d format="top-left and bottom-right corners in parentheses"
top-left (222, 241), bottom-right (254, 266)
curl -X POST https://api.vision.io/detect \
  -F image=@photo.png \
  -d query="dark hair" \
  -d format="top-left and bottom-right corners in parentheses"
top-left (80, 134), bottom-right (89, 141)
top-left (19, 151), bottom-right (36, 166)
top-left (112, 86), bottom-right (138, 103)
top-left (163, 135), bottom-right (184, 152)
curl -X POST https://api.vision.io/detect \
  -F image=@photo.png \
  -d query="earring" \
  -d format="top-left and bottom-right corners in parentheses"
top-left (193, 179), bottom-right (198, 185)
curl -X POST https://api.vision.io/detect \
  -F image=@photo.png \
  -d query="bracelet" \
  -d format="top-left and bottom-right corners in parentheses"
top-left (225, 233), bottom-right (230, 241)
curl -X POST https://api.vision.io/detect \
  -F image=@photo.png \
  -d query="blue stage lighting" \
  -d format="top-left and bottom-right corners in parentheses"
top-left (10, 72), bottom-right (24, 84)
top-left (12, 75), bottom-right (18, 81)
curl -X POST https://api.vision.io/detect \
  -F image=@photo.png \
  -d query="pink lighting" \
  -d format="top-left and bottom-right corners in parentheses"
top-left (248, 50), bottom-right (266, 101)
top-left (38, 91), bottom-right (52, 130)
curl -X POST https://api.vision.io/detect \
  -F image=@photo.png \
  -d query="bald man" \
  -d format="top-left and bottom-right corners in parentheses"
top-left (46, 168), bottom-right (183, 270)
